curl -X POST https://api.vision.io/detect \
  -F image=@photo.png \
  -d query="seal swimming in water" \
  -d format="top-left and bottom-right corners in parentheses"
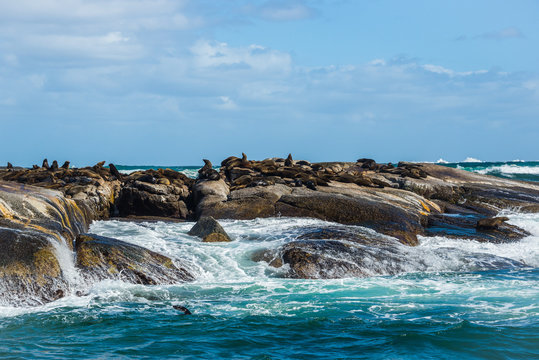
top-left (173, 305), bottom-right (192, 315)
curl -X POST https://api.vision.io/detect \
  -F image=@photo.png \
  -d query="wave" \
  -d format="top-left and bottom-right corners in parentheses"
top-left (474, 164), bottom-right (539, 176)
top-left (462, 157), bottom-right (483, 163)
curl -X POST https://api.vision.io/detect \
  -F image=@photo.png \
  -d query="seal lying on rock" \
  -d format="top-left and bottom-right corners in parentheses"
top-left (476, 216), bottom-right (510, 230)
top-left (198, 159), bottom-right (220, 181)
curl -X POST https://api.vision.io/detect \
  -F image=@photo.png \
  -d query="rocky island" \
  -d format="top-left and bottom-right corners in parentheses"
top-left (1, 155), bottom-right (538, 306)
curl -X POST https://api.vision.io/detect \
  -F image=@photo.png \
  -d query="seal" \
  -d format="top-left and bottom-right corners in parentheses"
top-left (476, 216), bottom-right (510, 230)
top-left (285, 153), bottom-right (293, 167)
top-left (42, 158), bottom-right (50, 169)
top-left (198, 159), bottom-right (220, 180)
top-left (50, 160), bottom-right (59, 170)
top-left (61, 161), bottom-right (70, 169)
top-left (109, 163), bottom-right (123, 181)
top-left (241, 152), bottom-right (251, 168)
top-left (7, 162), bottom-right (13, 170)
top-left (173, 305), bottom-right (192, 315)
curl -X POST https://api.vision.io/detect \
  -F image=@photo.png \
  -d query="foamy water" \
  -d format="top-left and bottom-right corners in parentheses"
top-left (0, 213), bottom-right (538, 358)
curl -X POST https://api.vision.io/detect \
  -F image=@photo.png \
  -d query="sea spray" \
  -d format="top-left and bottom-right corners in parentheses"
top-left (0, 214), bottom-right (537, 358)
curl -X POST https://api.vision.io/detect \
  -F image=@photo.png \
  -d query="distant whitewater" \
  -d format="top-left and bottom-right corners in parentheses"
top-left (440, 160), bottom-right (539, 182)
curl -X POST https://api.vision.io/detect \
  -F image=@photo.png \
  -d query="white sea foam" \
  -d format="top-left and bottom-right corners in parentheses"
top-left (2, 215), bottom-right (537, 319)
top-left (118, 168), bottom-right (147, 174)
top-left (462, 157), bottom-right (483, 163)
top-left (474, 164), bottom-right (539, 176)
top-left (436, 158), bottom-right (449, 164)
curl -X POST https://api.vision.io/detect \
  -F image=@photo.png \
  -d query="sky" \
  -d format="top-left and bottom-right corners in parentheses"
top-left (0, 0), bottom-right (538, 166)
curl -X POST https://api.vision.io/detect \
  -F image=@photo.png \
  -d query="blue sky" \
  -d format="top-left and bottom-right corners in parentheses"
top-left (0, 0), bottom-right (538, 166)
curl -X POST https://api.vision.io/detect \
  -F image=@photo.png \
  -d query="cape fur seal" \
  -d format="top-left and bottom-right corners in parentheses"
top-left (173, 305), bottom-right (192, 315)
top-left (285, 153), bottom-right (293, 167)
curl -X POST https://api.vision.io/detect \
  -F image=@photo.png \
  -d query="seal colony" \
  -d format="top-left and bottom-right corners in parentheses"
top-left (1, 155), bottom-right (538, 306)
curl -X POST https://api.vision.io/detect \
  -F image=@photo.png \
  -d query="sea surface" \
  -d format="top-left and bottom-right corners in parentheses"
top-left (1, 161), bottom-right (538, 359)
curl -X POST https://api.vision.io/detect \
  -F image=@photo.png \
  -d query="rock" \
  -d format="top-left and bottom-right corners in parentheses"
top-left (275, 187), bottom-right (424, 245)
top-left (75, 233), bottom-right (194, 284)
top-left (61, 161), bottom-right (70, 169)
top-left (117, 181), bottom-right (189, 219)
top-left (42, 159), bottom-right (49, 169)
top-left (476, 216), bottom-right (510, 230)
top-left (0, 181), bottom-right (90, 306)
top-left (262, 239), bottom-right (412, 279)
top-left (188, 216), bottom-right (232, 242)
top-left (0, 228), bottom-right (68, 306)
top-left (426, 213), bottom-right (527, 243)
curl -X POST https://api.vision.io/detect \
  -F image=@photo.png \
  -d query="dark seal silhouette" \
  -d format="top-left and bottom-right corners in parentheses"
top-left (173, 305), bottom-right (192, 315)
top-left (198, 159), bottom-right (220, 181)
top-left (42, 158), bottom-right (50, 169)
top-left (109, 163), bottom-right (123, 181)
top-left (285, 153), bottom-right (293, 167)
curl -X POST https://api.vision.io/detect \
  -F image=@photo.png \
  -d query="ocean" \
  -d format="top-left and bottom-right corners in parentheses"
top-left (1, 161), bottom-right (538, 359)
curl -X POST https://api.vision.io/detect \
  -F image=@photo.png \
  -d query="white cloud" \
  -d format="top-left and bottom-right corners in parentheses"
top-left (24, 32), bottom-right (143, 60)
top-left (256, 1), bottom-right (316, 21)
top-left (481, 27), bottom-right (524, 40)
top-left (217, 96), bottom-right (238, 110)
top-left (190, 40), bottom-right (292, 72)
top-left (422, 64), bottom-right (488, 77)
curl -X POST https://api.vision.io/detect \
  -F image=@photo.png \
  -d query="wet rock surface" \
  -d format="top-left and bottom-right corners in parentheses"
top-left (2, 155), bottom-right (539, 289)
top-left (75, 234), bottom-right (194, 284)
top-left (188, 216), bottom-right (232, 242)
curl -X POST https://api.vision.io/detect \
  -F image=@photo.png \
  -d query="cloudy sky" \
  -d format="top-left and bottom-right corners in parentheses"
top-left (1, 0), bottom-right (538, 166)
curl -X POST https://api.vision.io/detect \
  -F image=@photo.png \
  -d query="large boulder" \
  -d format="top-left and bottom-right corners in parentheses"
top-left (117, 181), bottom-right (189, 219)
top-left (0, 181), bottom-right (90, 306)
top-left (75, 234), bottom-right (194, 284)
top-left (0, 228), bottom-right (67, 306)
top-left (188, 217), bottom-right (232, 242)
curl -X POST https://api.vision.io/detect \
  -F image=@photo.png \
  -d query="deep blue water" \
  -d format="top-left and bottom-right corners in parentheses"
top-left (1, 161), bottom-right (538, 359)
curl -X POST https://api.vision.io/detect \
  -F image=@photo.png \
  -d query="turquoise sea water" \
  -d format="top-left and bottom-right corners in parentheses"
top-left (1, 161), bottom-right (538, 359)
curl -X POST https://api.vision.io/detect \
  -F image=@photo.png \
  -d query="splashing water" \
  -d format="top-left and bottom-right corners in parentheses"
top-left (0, 212), bottom-right (538, 359)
